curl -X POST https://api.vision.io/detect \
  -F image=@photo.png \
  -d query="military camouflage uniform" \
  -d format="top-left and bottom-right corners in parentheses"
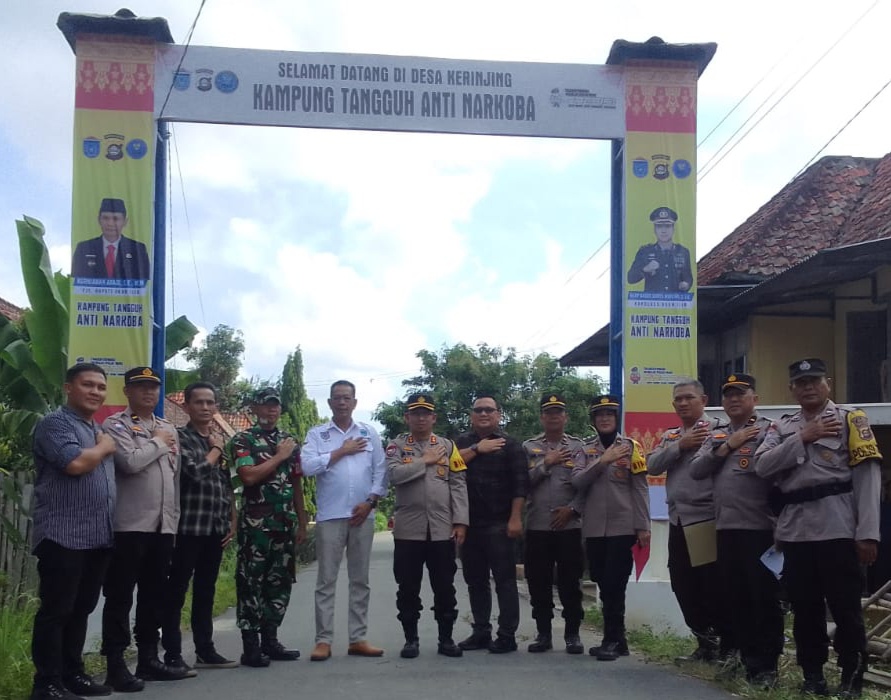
top-left (230, 425), bottom-right (300, 631)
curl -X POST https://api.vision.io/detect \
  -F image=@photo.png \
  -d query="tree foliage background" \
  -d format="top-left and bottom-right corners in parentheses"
top-left (180, 324), bottom-right (247, 411)
top-left (373, 343), bottom-right (605, 442)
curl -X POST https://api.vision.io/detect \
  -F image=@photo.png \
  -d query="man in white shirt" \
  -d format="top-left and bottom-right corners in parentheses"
top-left (301, 380), bottom-right (388, 661)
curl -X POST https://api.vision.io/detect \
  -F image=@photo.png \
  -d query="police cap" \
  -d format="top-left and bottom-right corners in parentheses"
top-left (650, 206), bottom-right (678, 223)
top-left (124, 366), bottom-right (161, 385)
top-left (788, 358), bottom-right (828, 381)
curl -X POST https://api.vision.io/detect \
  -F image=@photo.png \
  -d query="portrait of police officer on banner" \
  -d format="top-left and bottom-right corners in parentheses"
top-left (627, 207), bottom-right (693, 293)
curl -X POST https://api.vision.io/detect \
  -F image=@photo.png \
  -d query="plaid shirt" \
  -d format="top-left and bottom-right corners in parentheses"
top-left (176, 423), bottom-right (233, 536)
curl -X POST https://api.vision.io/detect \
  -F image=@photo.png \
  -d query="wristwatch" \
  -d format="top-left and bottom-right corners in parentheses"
top-left (365, 497), bottom-right (379, 507)
top-left (469, 443), bottom-right (479, 453)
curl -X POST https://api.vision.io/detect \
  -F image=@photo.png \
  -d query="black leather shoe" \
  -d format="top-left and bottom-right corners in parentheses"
top-left (488, 636), bottom-right (518, 654)
top-left (437, 639), bottom-right (462, 657)
top-left (30, 682), bottom-right (82, 700)
top-left (261, 640), bottom-right (300, 661)
top-left (240, 648), bottom-right (271, 668)
top-left (458, 633), bottom-right (492, 651)
top-left (675, 646), bottom-right (715, 664)
top-left (62, 673), bottom-right (112, 696)
top-left (162, 656), bottom-right (197, 678)
top-left (564, 635), bottom-right (584, 655)
top-left (104, 660), bottom-right (145, 693)
top-left (800, 672), bottom-right (830, 697)
top-left (400, 639), bottom-right (420, 659)
top-left (135, 658), bottom-right (189, 682)
top-left (596, 641), bottom-right (621, 661)
top-left (527, 634), bottom-right (552, 653)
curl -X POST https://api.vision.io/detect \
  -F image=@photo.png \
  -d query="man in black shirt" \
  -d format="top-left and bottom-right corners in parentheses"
top-left (455, 395), bottom-right (529, 653)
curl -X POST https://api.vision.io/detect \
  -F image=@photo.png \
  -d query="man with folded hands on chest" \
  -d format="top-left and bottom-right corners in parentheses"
top-left (522, 393), bottom-right (586, 655)
top-left (301, 380), bottom-right (388, 661)
top-left (386, 394), bottom-right (469, 659)
top-left (755, 358), bottom-right (882, 699)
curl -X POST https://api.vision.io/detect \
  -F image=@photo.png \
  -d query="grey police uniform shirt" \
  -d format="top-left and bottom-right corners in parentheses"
top-left (102, 410), bottom-right (181, 534)
top-left (754, 400), bottom-right (882, 542)
top-left (523, 434), bottom-right (586, 531)
top-left (689, 414), bottom-right (775, 531)
top-left (572, 433), bottom-right (650, 538)
top-left (646, 414), bottom-right (720, 526)
top-left (386, 433), bottom-right (469, 542)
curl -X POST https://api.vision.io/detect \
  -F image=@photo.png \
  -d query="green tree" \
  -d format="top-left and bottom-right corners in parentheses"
top-left (276, 347), bottom-right (322, 518)
top-left (373, 343), bottom-right (605, 442)
top-left (184, 324), bottom-right (245, 410)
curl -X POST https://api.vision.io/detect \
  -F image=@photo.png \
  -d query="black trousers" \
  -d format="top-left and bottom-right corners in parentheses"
top-left (101, 531), bottom-right (174, 656)
top-left (586, 535), bottom-right (635, 642)
top-left (668, 522), bottom-right (734, 650)
top-left (782, 539), bottom-right (866, 672)
top-left (524, 529), bottom-right (584, 629)
top-left (161, 533), bottom-right (226, 658)
top-left (460, 524), bottom-right (520, 638)
top-left (716, 529), bottom-right (784, 672)
top-left (393, 538), bottom-right (458, 627)
top-left (31, 540), bottom-right (111, 687)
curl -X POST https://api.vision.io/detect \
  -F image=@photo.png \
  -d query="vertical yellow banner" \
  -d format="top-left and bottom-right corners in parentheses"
top-left (623, 66), bottom-right (698, 517)
top-left (69, 36), bottom-right (156, 418)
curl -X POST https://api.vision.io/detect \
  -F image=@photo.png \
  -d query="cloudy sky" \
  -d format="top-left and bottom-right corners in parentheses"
top-left (2, 0), bottom-right (890, 422)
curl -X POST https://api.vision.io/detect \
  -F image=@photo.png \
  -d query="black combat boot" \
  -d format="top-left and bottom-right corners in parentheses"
top-left (400, 621), bottom-right (420, 659)
top-left (564, 620), bottom-right (583, 655)
top-left (134, 644), bottom-right (189, 682)
top-left (675, 629), bottom-right (718, 664)
top-left (104, 653), bottom-right (145, 693)
top-left (527, 620), bottom-right (552, 653)
top-left (240, 631), bottom-right (271, 668)
top-left (260, 627), bottom-right (300, 661)
top-left (837, 653), bottom-right (866, 699)
top-left (436, 620), bottom-right (462, 658)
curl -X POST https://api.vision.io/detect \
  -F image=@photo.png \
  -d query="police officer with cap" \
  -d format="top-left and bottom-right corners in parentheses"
top-left (229, 386), bottom-right (308, 668)
top-left (386, 394), bottom-right (469, 659)
top-left (756, 359), bottom-right (882, 698)
top-left (522, 393), bottom-right (586, 654)
top-left (690, 373), bottom-right (783, 688)
top-left (101, 366), bottom-right (186, 689)
top-left (627, 207), bottom-right (693, 293)
top-left (647, 378), bottom-right (733, 664)
top-left (573, 395), bottom-right (650, 661)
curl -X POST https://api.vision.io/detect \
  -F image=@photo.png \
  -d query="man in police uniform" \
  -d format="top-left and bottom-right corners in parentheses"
top-left (386, 394), bottom-right (469, 659)
top-left (229, 387), bottom-right (308, 668)
top-left (627, 207), bottom-right (693, 293)
top-left (522, 393), bottom-right (586, 654)
top-left (647, 379), bottom-right (732, 664)
top-left (756, 359), bottom-right (882, 698)
top-left (572, 395), bottom-right (650, 661)
top-left (101, 367), bottom-right (186, 690)
top-left (690, 374), bottom-right (783, 688)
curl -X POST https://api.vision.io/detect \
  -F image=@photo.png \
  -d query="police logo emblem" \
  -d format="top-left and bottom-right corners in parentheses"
top-left (799, 360), bottom-right (811, 371)
top-left (437, 466), bottom-right (446, 477)
top-left (106, 143), bottom-right (123, 161)
top-left (738, 457), bottom-right (749, 469)
top-left (196, 68), bottom-right (214, 91)
top-left (653, 163), bottom-right (669, 180)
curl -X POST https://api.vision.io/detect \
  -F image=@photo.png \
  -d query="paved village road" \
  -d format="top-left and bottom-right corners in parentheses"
top-left (127, 532), bottom-right (731, 700)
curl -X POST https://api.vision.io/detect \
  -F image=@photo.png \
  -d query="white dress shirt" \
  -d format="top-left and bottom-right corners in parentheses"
top-left (301, 420), bottom-right (388, 522)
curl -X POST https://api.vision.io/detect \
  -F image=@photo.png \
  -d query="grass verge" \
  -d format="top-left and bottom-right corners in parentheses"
top-left (585, 605), bottom-right (888, 700)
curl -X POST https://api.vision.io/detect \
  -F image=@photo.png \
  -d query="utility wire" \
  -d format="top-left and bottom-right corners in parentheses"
top-left (157, 0), bottom-right (208, 119)
top-left (793, 72), bottom-right (891, 179)
top-left (698, 1), bottom-right (878, 183)
top-left (170, 126), bottom-right (207, 326)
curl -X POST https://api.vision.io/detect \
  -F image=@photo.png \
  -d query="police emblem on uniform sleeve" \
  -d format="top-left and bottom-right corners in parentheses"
top-left (386, 444), bottom-right (398, 456)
